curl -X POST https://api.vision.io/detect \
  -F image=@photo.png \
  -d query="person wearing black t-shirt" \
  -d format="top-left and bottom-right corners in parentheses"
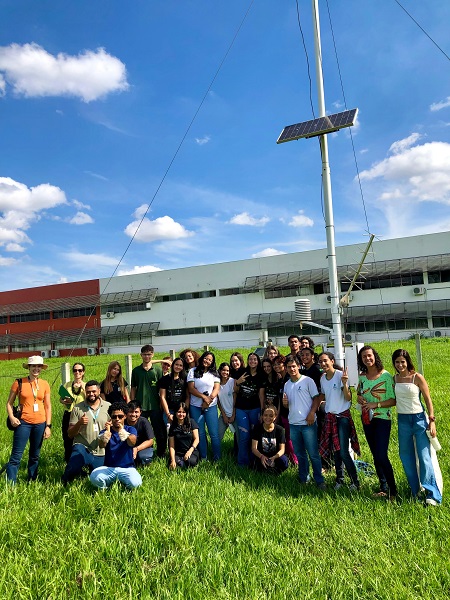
top-left (251, 406), bottom-right (288, 474)
top-left (168, 402), bottom-right (200, 469)
top-left (159, 358), bottom-right (187, 427)
top-left (235, 352), bottom-right (264, 467)
top-left (100, 361), bottom-right (130, 403)
top-left (126, 402), bottom-right (154, 466)
top-left (273, 355), bottom-right (297, 466)
top-left (261, 359), bottom-right (281, 412)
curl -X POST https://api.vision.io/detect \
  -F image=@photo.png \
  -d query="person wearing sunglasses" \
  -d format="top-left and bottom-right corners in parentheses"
top-left (60, 363), bottom-right (86, 462)
top-left (90, 401), bottom-right (142, 490)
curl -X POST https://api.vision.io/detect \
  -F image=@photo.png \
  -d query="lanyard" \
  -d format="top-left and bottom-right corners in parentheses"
top-left (28, 377), bottom-right (40, 401)
top-left (88, 406), bottom-right (101, 422)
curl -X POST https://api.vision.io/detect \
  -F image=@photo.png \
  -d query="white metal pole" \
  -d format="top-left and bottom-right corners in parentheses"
top-left (311, 0), bottom-right (344, 363)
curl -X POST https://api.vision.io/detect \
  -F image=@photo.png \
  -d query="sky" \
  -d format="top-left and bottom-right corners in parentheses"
top-left (1, 0), bottom-right (450, 292)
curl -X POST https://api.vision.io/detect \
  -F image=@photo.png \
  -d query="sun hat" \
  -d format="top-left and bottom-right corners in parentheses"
top-left (23, 355), bottom-right (48, 370)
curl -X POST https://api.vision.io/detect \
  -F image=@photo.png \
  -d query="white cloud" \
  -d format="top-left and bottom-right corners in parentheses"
top-left (0, 74), bottom-right (5, 96)
top-left (252, 248), bottom-right (286, 258)
top-left (195, 135), bottom-right (210, 145)
top-left (62, 250), bottom-right (119, 269)
top-left (229, 212), bottom-right (270, 226)
top-left (359, 140), bottom-right (450, 203)
top-left (73, 199), bottom-right (91, 210)
top-left (389, 133), bottom-right (421, 155)
top-left (0, 176), bottom-right (67, 248)
top-left (117, 265), bottom-right (162, 276)
top-left (5, 242), bottom-right (25, 252)
top-left (133, 204), bottom-right (148, 220)
top-left (67, 211), bottom-right (94, 225)
top-left (430, 97), bottom-right (450, 112)
top-left (124, 215), bottom-right (194, 243)
top-left (84, 171), bottom-right (109, 181)
top-left (0, 177), bottom-right (66, 212)
top-left (0, 255), bottom-right (17, 266)
top-left (288, 211), bottom-right (314, 227)
top-left (0, 43), bottom-right (128, 102)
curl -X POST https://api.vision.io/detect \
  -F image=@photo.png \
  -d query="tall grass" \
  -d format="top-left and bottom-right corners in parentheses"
top-left (0, 339), bottom-right (448, 599)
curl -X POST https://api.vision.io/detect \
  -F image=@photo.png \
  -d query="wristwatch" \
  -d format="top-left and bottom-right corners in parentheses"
top-left (377, 402), bottom-right (381, 409)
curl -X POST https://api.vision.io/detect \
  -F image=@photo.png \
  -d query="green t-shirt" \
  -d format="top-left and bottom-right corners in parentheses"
top-left (357, 370), bottom-right (395, 420)
top-left (131, 363), bottom-right (163, 411)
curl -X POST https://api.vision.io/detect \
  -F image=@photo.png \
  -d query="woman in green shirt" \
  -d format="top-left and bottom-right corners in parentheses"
top-left (357, 346), bottom-right (397, 500)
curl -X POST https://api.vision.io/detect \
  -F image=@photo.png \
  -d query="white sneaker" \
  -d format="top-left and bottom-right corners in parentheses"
top-left (334, 482), bottom-right (343, 490)
top-left (426, 498), bottom-right (438, 506)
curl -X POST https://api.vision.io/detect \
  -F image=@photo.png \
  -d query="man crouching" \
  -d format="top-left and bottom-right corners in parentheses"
top-left (90, 401), bottom-right (142, 490)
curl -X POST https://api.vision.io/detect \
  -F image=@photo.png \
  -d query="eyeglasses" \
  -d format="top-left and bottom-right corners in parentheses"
top-left (111, 414), bottom-right (125, 420)
top-left (73, 369), bottom-right (84, 372)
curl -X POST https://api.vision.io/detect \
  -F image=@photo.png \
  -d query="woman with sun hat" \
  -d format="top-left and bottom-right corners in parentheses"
top-left (5, 355), bottom-right (52, 484)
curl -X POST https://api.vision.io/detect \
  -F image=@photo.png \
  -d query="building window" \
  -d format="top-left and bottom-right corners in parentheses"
top-left (222, 324), bottom-right (245, 332)
top-left (432, 316), bottom-right (450, 328)
top-left (428, 270), bottom-right (450, 284)
top-left (53, 307), bottom-right (96, 319)
top-left (155, 290), bottom-right (216, 303)
top-left (219, 287), bottom-right (247, 296)
top-left (265, 287), bottom-right (299, 299)
top-left (10, 311), bottom-right (51, 323)
top-left (0, 316), bottom-right (7, 324)
top-left (101, 302), bottom-right (148, 315)
top-left (341, 273), bottom-right (424, 291)
top-left (157, 326), bottom-right (219, 337)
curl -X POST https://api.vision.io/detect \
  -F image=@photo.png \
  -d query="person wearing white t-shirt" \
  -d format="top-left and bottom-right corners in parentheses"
top-left (217, 362), bottom-right (236, 441)
top-left (187, 352), bottom-right (221, 461)
top-left (283, 356), bottom-right (325, 488)
top-left (318, 352), bottom-right (360, 491)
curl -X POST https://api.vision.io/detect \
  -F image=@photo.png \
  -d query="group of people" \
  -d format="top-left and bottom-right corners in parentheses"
top-left (4, 337), bottom-right (442, 505)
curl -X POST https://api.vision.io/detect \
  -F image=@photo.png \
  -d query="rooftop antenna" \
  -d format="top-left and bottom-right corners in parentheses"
top-left (277, 0), bottom-right (358, 364)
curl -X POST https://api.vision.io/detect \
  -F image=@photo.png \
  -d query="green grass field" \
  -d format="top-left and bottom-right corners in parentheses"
top-left (0, 338), bottom-right (448, 599)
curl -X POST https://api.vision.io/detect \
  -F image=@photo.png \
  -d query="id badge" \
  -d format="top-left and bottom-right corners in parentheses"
top-left (33, 403), bottom-right (39, 412)
top-left (93, 423), bottom-right (99, 433)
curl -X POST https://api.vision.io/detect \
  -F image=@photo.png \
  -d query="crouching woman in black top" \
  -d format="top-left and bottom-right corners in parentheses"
top-left (251, 406), bottom-right (288, 475)
top-left (168, 402), bottom-right (200, 470)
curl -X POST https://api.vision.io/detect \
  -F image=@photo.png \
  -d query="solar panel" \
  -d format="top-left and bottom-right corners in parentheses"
top-left (277, 108), bottom-right (358, 143)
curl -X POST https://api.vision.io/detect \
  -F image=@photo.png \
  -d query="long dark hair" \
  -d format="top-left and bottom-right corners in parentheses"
top-left (318, 351), bottom-right (343, 371)
top-left (169, 357), bottom-right (186, 401)
top-left (194, 351), bottom-right (218, 378)
top-left (392, 349), bottom-right (415, 373)
top-left (246, 352), bottom-right (262, 376)
top-left (174, 401), bottom-right (191, 432)
top-left (358, 345), bottom-right (383, 374)
top-left (261, 358), bottom-right (275, 383)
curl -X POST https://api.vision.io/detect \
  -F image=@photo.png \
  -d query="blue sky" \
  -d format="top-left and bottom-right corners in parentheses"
top-left (1, 0), bottom-right (450, 291)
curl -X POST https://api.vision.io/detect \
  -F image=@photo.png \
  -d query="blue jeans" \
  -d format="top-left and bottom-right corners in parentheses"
top-left (62, 444), bottom-right (104, 484)
top-left (6, 420), bottom-right (46, 483)
top-left (398, 413), bottom-right (442, 503)
top-left (136, 447), bottom-right (154, 466)
top-left (363, 418), bottom-right (397, 495)
top-left (334, 416), bottom-right (359, 486)
top-left (235, 407), bottom-right (261, 466)
top-left (189, 405), bottom-right (221, 461)
top-left (90, 466), bottom-right (142, 489)
top-left (290, 422), bottom-right (324, 484)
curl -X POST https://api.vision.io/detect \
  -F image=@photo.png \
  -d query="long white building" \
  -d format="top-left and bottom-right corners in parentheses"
top-left (98, 231), bottom-right (450, 353)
